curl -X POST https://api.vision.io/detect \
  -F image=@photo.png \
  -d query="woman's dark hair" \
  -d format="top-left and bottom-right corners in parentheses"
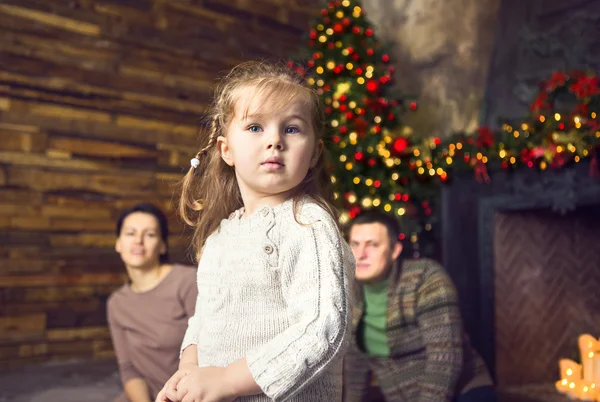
top-left (115, 203), bottom-right (170, 264)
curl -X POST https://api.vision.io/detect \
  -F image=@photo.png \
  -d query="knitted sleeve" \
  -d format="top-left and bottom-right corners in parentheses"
top-left (245, 211), bottom-right (352, 401)
top-left (416, 265), bottom-right (464, 402)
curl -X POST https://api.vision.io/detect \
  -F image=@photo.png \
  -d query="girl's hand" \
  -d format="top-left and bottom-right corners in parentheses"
top-left (155, 363), bottom-right (199, 402)
top-left (174, 366), bottom-right (234, 402)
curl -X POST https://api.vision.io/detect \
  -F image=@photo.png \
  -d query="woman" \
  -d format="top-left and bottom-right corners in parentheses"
top-left (107, 203), bottom-right (197, 402)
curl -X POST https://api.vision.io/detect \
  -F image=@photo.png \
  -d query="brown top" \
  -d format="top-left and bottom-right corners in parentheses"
top-left (107, 264), bottom-right (198, 398)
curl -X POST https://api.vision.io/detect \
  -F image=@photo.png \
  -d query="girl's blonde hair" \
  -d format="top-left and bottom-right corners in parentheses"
top-left (179, 60), bottom-right (338, 259)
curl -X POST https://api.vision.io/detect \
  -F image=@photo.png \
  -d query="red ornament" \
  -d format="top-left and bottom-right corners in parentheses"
top-left (346, 112), bottom-right (354, 119)
top-left (355, 151), bottom-right (364, 161)
top-left (354, 117), bottom-right (369, 134)
top-left (328, 42), bottom-right (335, 49)
top-left (382, 54), bottom-right (390, 62)
top-left (434, 137), bottom-right (441, 146)
top-left (309, 30), bottom-right (317, 39)
top-left (399, 233), bottom-right (406, 240)
top-left (558, 122), bottom-right (565, 130)
top-left (339, 126), bottom-right (348, 133)
top-left (339, 104), bottom-right (347, 112)
top-left (332, 135), bottom-right (340, 143)
top-left (333, 23), bottom-right (343, 33)
top-left (307, 60), bottom-right (315, 68)
top-left (321, 9), bottom-right (328, 16)
top-left (368, 158), bottom-right (376, 167)
top-left (402, 194), bottom-right (409, 202)
top-left (365, 28), bottom-right (373, 36)
top-left (409, 101), bottom-right (418, 110)
top-left (342, 17), bottom-right (351, 26)
top-left (339, 94), bottom-right (347, 102)
top-left (388, 66), bottom-right (395, 74)
top-left (347, 46), bottom-right (354, 54)
top-left (366, 48), bottom-right (374, 56)
top-left (325, 107), bottom-right (332, 114)
top-left (355, 67), bottom-right (363, 75)
top-left (366, 80), bottom-right (379, 92)
top-left (352, 27), bottom-right (361, 34)
top-left (392, 137), bottom-right (409, 154)
top-left (373, 180), bottom-right (381, 188)
top-left (352, 53), bottom-right (360, 61)
top-left (333, 66), bottom-right (342, 74)
top-left (313, 52), bottom-right (321, 60)
top-left (323, 17), bottom-right (330, 24)
top-left (349, 206), bottom-right (361, 219)
top-left (394, 193), bottom-right (401, 200)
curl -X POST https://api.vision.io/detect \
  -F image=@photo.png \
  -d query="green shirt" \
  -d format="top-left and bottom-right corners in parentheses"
top-left (361, 279), bottom-right (390, 357)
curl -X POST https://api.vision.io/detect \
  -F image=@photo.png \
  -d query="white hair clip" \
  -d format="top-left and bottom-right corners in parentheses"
top-left (190, 158), bottom-right (200, 169)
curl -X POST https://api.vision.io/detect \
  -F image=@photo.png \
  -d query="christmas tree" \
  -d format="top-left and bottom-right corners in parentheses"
top-left (295, 0), bottom-right (439, 257)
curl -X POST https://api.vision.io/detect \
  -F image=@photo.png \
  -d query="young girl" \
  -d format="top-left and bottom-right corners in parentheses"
top-left (155, 61), bottom-right (354, 402)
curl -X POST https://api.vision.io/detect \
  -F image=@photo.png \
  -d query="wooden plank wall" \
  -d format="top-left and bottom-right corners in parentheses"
top-left (0, 0), bottom-right (319, 370)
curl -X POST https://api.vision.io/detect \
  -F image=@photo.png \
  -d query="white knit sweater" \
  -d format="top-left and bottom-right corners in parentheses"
top-left (181, 198), bottom-right (355, 401)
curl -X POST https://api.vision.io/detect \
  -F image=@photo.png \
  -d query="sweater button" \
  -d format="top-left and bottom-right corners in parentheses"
top-left (263, 244), bottom-right (274, 254)
top-left (261, 207), bottom-right (269, 217)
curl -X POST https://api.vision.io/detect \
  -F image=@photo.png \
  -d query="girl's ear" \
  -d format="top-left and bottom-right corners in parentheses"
top-left (311, 139), bottom-right (324, 167)
top-left (217, 136), bottom-right (234, 166)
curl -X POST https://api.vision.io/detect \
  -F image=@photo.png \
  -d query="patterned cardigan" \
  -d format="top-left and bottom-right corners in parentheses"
top-left (344, 258), bottom-right (492, 402)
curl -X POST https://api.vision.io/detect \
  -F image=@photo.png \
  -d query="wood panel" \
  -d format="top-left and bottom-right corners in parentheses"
top-left (0, 0), bottom-right (320, 370)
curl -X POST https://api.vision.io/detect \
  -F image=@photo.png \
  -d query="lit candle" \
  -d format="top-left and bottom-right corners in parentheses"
top-left (555, 379), bottom-right (569, 394)
top-left (560, 358), bottom-right (582, 381)
top-left (566, 380), bottom-right (580, 399)
top-left (593, 356), bottom-right (600, 386)
top-left (579, 383), bottom-right (597, 401)
top-left (579, 334), bottom-right (599, 383)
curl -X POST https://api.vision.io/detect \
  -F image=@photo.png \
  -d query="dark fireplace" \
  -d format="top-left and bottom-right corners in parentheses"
top-left (441, 162), bottom-right (600, 396)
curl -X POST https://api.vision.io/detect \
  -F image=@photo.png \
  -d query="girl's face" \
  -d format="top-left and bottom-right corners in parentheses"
top-left (218, 87), bottom-right (323, 206)
top-left (115, 212), bottom-right (166, 269)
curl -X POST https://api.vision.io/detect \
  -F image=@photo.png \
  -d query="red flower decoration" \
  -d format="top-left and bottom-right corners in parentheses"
top-left (476, 126), bottom-right (495, 148)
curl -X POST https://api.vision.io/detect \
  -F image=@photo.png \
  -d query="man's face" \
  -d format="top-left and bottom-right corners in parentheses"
top-left (349, 222), bottom-right (402, 284)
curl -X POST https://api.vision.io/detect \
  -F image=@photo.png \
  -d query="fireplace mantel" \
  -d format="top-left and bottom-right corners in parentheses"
top-left (441, 161), bottom-right (600, 380)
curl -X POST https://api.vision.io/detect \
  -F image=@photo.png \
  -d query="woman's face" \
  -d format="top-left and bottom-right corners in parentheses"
top-left (115, 212), bottom-right (166, 269)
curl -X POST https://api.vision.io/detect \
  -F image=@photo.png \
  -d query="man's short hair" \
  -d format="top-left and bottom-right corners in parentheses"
top-left (348, 210), bottom-right (401, 244)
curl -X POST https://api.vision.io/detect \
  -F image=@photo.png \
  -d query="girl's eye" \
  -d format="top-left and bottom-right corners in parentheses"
top-left (247, 125), bottom-right (262, 133)
top-left (285, 126), bottom-right (300, 134)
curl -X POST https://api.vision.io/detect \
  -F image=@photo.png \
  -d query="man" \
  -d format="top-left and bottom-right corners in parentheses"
top-left (344, 211), bottom-right (496, 402)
